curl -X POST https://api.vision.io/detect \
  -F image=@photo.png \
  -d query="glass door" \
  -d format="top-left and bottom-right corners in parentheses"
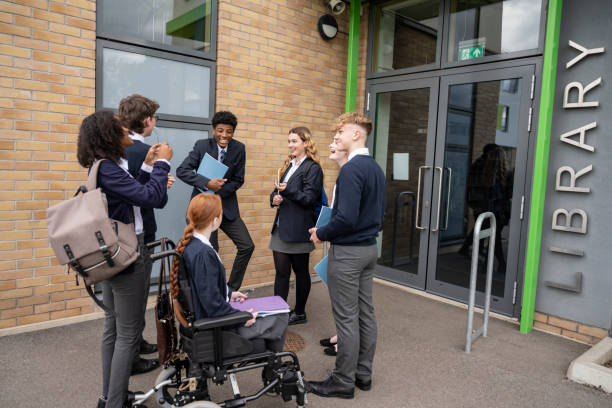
top-left (369, 78), bottom-right (439, 290)
top-left (426, 65), bottom-right (535, 314)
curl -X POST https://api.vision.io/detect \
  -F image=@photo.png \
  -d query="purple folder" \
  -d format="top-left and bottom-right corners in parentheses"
top-left (231, 296), bottom-right (290, 315)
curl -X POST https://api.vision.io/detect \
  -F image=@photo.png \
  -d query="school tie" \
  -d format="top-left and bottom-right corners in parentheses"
top-left (219, 149), bottom-right (226, 163)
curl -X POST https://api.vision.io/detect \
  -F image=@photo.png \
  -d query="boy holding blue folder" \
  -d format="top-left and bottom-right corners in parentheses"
top-left (177, 111), bottom-right (255, 291)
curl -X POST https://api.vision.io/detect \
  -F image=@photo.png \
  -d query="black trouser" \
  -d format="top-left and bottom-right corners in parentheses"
top-left (272, 251), bottom-right (311, 315)
top-left (210, 216), bottom-right (255, 291)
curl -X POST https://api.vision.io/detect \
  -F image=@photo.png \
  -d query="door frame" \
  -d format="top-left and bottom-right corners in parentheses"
top-left (425, 64), bottom-right (536, 315)
top-left (368, 77), bottom-right (440, 290)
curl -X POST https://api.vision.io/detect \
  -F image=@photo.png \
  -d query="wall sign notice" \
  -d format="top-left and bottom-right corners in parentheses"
top-left (458, 38), bottom-right (486, 61)
top-left (537, 0), bottom-right (611, 331)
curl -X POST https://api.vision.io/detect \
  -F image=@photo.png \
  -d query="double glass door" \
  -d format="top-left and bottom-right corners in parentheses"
top-left (371, 65), bottom-right (534, 315)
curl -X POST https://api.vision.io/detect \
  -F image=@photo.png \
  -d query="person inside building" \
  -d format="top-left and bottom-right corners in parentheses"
top-left (269, 126), bottom-right (324, 325)
top-left (307, 112), bottom-right (386, 399)
top-left (170, 193), bottom-right (288, 353)
top-left (76, 111), bottom-right (172, 408)
top-left (118, 94), bottom-right (176, 376)
top-left (176, 111), bottom-right (255, 292)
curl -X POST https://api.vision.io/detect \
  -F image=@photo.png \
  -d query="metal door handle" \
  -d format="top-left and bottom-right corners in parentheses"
top-left (415, 165), bottom-right (430, 230)
top-left (432, 167), bottom-right (444, 232)
top-left (443, 167), bottom-right (452, 231)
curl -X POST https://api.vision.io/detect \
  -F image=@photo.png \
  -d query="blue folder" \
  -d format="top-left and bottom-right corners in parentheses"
top-left (315, 206), bottom-right (332, 228)
top-left (314, 256), bottom-right (328, 285)
top-left (197, 153), bottom-right (228, 193)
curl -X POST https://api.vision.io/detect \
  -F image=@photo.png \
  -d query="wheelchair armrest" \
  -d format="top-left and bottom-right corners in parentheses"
top-left (192, 311), bottom-right (252, 331)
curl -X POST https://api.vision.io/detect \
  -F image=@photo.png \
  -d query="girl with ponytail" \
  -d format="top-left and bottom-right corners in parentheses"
top-left (172, 194), bottom-right (288, 352)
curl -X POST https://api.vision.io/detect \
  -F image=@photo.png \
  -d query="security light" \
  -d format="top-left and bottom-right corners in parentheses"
top-left (325, 0), bottom-right (346, 15)
top-left (318, 14), bottom-right (339, 40)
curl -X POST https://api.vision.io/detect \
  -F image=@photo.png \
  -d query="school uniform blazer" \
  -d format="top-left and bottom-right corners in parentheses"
top-left (269, 159), bottom-right (323, 242)
top-left (182, 238), bottom-right (238, 320)
top-left (176, 138), bottom-right (245, 221)
top-left (126, 140), bottom-right (168, 243)
top-left (96, 159), bottom-right (170, 274)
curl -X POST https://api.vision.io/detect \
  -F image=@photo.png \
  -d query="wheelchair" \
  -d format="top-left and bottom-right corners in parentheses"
top-left (131, 239), bottom-right (308, 408)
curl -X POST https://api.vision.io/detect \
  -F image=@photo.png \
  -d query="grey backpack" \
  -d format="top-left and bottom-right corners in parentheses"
top-left (46, 159), bottom-right (139, 311)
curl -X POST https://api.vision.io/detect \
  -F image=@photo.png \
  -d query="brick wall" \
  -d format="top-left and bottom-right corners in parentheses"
top-left (533, 311), bottom-right (609, 345)
top-left (0, 0), bottom-right (368, 328)
top-left (214, 0), bottom-right (368, 287)
top-left (0, 0), bottom-right (96, 329)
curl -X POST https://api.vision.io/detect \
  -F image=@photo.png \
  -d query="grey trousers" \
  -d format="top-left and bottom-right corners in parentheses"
top-left (101, 252), bottom-right (148, 408)
top-left (238, 313), bottom-right (289, 352)
top-left (134, 236), bottom-right (153, 348)
top-left (327, 244), bottom-right (378, 387)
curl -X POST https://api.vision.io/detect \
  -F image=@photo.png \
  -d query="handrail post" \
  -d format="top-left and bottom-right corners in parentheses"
top-left (465, 212), bottom-right (497, 353)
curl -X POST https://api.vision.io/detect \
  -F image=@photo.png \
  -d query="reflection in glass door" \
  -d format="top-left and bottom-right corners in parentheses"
top-left (371, 79), bottom-right (439, 290)
top-left (427, 66), bottom-right (534, 314)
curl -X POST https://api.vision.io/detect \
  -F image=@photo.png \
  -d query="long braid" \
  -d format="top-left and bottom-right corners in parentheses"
top-left (170, 224), bottom-right (194, 300)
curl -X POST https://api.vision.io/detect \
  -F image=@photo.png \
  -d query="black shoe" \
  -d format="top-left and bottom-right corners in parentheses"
top-left (131, 357), bottom-right (159, 375)
top-left (323, 346), bottom-right (337, 356)
top-left (139, 339), bottom-right (157, 355)
top-left (96, 397), bottom-right (106, 408)
top-left (288, 310), bottom-right (307, 325)
top-left (319, 337), bottom-right (336, 347)
top-left (355, 377), bottom-right (372, 391)
top-left (307, 376), bottom-right (354, 399)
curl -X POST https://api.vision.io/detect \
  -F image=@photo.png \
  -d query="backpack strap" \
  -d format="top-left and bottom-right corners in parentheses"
top-left (301, 159), bottom-right (314, 185)
top-left (85, 159), bottom-right (106, 192)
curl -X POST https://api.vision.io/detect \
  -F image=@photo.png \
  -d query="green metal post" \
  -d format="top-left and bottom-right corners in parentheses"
top-left (345, 0), bottom-right (360, 113)
top-left (520, 0), bottom-right (563, 334)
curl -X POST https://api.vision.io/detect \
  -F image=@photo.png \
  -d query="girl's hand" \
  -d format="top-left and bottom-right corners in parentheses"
top-left (244, 309), bottom-right (258, 327)
top-left (144, 143), bottom-right (161, 165)
top-left (231, 291), bottom-right (248, 302)
top-left (274, 181), bottom-right (287, 192)
top-left (272, 194), bottom-right (283, 206)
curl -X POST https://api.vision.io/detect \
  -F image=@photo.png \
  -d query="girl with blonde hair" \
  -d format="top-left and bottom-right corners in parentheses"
top-left (270, 127), bottom-right (324, 325)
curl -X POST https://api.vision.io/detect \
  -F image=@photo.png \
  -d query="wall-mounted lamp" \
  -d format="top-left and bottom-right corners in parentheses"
top-left (318, 14), bottom-right (339, 41)
top-left (325, 0), bottom-right (346, 15)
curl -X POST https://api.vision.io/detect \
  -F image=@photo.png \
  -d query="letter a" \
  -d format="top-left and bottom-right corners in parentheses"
top-left (560, 122), bottom-right (596, 152)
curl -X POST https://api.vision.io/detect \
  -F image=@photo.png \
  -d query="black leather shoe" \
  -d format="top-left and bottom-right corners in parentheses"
top-left (319, 337), bottom-right (336, 347)
top-left (288, 310), bottom-right (307, 325)
top-left (96, 397), bottom-right (106, 408)
top-left (131, 357), bottom-right (159, 375)
top-left (355, 377), bottom-right (372, 391)
top-left (307, 376), bottom-right (354, 399)
top-left (323, 346), bottom-right (337, 356)
top-left (139, 339), bottom-right (157, 355)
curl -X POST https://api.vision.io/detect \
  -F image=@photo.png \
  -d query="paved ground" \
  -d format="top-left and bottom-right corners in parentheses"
top-left (1, 281), bottom-right (610, 408)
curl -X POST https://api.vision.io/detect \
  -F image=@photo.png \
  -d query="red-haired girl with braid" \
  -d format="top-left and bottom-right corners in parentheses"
top-left (171, 193), bottom-right (288, 352)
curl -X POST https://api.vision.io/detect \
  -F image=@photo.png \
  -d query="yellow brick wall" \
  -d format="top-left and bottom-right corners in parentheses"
top-left (0, 0), bottom-right (96, 329)
top-left (214, 0), bottom-right (368, 287)
top-left (0, 0), bottom-right (369, 328)
top-left (533, 311), bottom-right (609, 345)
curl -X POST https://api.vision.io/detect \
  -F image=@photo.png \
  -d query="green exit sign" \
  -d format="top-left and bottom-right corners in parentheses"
top-left (459, 46), bottom-right (484, 61)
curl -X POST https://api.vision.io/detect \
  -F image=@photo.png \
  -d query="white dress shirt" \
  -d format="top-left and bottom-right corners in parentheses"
top-left (282, 156), bottom-right (307, 183)
top-left (347, 147), bottom-right (370, 162)
top-left (117, 158), bottom-right (145, 235)
top-left (217, 144), bottom-right (228, 162)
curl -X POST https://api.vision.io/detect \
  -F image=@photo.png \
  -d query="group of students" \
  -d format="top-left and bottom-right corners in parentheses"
top-left (76, 94), bottom-right (386, 407)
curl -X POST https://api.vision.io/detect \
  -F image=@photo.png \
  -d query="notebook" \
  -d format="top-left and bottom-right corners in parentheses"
top-left (196, 152), bottom-right (229, 193)
top-left (315, 206), bottom-right (332, 228)
top-left (231, 296), bottom-right (290, 317)
top-left (314, 256), bottom-right (328, 285)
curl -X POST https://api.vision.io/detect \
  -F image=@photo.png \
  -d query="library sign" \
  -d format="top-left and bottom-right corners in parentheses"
top-left (536, 0), bottom-right (611, 330)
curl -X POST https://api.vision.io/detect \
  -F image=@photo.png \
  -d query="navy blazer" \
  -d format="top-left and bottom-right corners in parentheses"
top-left (176, 138), bottom-right (245, 221)
top-left (183, 238), bottom-right (238, 319)
top-left (96, 159), bottom-right (170, 273)
top-left (269, 159), bottom-right (323, 242)
top-left (126, 140), bottom-right (168, 243)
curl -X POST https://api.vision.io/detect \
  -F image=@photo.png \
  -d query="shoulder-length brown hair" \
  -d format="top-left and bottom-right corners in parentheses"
top-left (77, 111), bottom-right (126, 168)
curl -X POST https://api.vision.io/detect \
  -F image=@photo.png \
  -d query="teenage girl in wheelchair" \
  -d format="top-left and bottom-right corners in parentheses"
top-left (133, 194), bottom-right (307, 407)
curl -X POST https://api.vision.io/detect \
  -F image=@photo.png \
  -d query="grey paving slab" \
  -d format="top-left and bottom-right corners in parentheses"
top-left (0, 282), bottom-right (610, 408)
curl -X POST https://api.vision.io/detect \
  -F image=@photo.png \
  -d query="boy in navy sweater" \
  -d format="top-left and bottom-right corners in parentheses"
top-left (307, 112), bottom-right (386, 399)
top-left (119, 94), bottom-right (175, 375)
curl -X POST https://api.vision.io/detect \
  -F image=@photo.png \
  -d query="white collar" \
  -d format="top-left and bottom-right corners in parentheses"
top-left (193, 231), bottom-right (213, 248)
top-left (348, 147), bottom-right (370, 162)
top-left (129, 132), bottom-right (145, 142)
top-left (217, 144), bottom-right (227, 152)
top-left (118, 158), bottom-right (129, 172)
top-left (291, 155), bottom-right (307, 167)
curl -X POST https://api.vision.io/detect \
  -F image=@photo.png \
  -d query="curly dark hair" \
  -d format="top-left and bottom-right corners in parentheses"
top-left (117, 94), bottom-right (159, 134)
top-left (77, 111), bottom-right (127, 168)
top-left (212, 110), bottom-right (238, 130)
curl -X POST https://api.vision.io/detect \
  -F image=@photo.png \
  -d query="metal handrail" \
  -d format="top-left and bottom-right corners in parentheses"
top-left (465, 212), bottom-right (497, 353)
